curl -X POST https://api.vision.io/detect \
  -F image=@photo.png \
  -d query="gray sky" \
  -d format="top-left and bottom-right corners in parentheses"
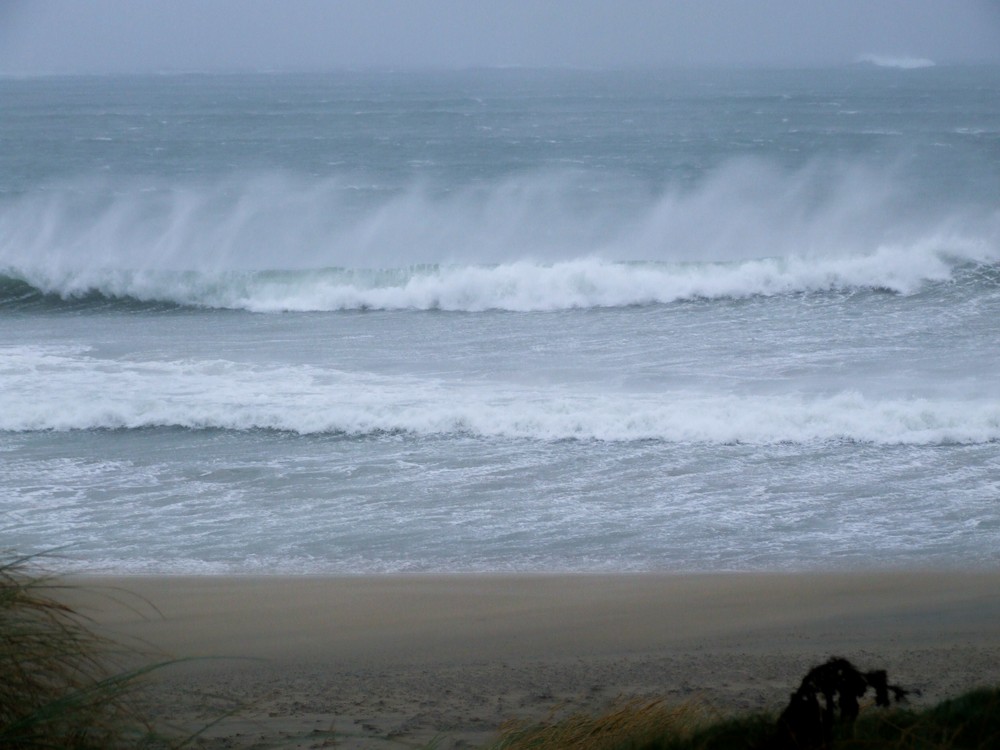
top-left (1, 0), bottom-right (998, 74)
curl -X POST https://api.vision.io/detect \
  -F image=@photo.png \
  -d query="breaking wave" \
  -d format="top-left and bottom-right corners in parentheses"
top-left (1, 162), bottom-right (997, 310)
top-left (1, 158), bottom-right (996, 311)
top-left (2, 346), bottom-right (998, 445)
top-left (0, 251), bottom-right (995, 313)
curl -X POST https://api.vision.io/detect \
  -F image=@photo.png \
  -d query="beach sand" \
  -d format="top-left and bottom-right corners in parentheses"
top-left (68, 572), bottom-right (1000, 748)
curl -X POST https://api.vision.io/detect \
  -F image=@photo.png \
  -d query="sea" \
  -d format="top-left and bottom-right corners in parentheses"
top-left (2, 64), bottom-right (999, 574)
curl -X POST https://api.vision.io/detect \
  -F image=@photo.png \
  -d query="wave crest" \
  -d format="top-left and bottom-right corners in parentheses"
top-left (0, 247), bottom-right (991, 313)
top-left (2, 346), bottom-right (997, 445)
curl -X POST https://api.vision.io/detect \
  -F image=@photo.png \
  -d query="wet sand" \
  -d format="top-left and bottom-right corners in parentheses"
top-left (71, 572), bottom-right (1000, 748)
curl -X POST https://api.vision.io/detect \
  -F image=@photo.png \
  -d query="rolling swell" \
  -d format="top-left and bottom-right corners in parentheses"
top-left (4, 387), bottom-right (998, 445)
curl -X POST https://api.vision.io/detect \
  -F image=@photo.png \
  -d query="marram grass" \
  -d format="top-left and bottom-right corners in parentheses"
top-left (0, 551), bottom-right (172, 749)
top-left (490, 697), bottom-right (769, 750)
top-left (487, 688), bottom-right (1000, 750)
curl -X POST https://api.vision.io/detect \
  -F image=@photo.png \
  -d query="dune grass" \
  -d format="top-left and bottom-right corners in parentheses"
top-left (491, 697), bottom-right (772, 750)
top-left (488, 687), bottom-right (1000, 750)
top-left (837, 687), bottom-right (1000, 750)
top-left (492, 698), bottom-right (718, 750)
top-left (0, 551), bottom-right (174, 749)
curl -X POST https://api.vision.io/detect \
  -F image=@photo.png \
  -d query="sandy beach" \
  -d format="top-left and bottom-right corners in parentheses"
top-left (68, 572), bottom-right (1000, 748)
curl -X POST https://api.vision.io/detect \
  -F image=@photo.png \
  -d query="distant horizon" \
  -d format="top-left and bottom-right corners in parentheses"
top-left (6, 56), bottom-right (1000, 79)
top-left (2, 0), bottom-right (997, 76)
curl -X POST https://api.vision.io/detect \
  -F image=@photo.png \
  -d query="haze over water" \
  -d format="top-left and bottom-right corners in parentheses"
top-left (1, 65), bottom-right (999, 572)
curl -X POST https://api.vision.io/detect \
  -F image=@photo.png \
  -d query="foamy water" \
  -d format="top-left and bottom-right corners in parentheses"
top-left (1, 344), bottom-right (998, 444)
top-left (2, 68), bottom-right (998, 573)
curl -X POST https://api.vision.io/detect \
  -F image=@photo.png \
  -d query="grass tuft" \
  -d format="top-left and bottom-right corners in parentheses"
top-left (0, 551), bottom-right (169, 749)
top-left (837, 687), bottom-right (1000, 750)
top-left (492, 697), bottom-right (719, 750)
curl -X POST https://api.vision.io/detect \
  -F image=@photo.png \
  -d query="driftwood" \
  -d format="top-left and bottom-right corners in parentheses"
top-left (771, 657), bottom-right (912, 749)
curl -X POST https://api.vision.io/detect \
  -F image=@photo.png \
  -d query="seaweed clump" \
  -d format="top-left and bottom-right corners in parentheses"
top-left (772, 657), bottom-right (912, 749)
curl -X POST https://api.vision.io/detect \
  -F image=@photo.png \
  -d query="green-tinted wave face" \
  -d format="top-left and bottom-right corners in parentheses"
top-left (0, 273), bottom-right (183, 312)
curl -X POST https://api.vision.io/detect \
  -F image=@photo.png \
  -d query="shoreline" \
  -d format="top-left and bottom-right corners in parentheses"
top-left (64, 571), bottom-right (1000, 749)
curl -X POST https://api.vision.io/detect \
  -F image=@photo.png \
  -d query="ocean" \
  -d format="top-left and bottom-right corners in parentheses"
top-left (1, 65), bottom-right (998, 573)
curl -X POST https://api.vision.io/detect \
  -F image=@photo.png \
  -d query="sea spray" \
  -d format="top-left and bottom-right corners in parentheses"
top-left (1, 157), bottom-right (996, 310)
top-left (1, 158), bottom-right (994, 274)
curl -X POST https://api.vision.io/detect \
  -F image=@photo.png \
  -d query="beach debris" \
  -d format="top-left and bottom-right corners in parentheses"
top-left (772, 657), bottom-right (912, 749)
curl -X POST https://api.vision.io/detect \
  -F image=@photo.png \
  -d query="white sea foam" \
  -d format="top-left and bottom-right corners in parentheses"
top-left (2, 346), bottom-right (997, 444)
top-left (856, 54), bottom-right (936, 69)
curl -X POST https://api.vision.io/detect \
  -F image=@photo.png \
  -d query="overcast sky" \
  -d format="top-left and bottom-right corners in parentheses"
top-left (1, 0), bottom-right (998, 74)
